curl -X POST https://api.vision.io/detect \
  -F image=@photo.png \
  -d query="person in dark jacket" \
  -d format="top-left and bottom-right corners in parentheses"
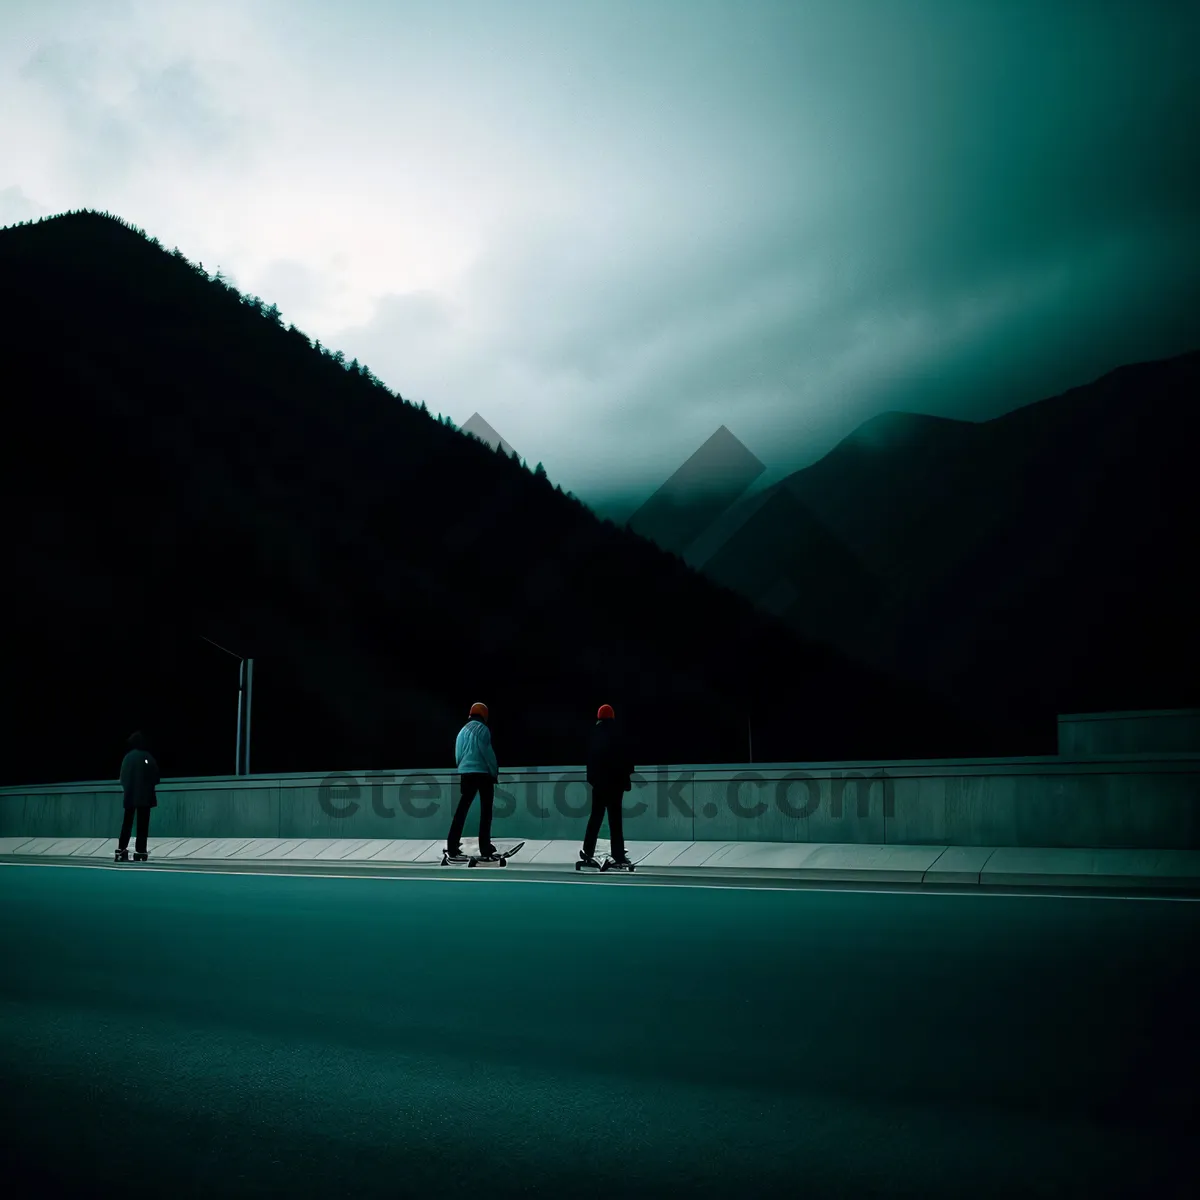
top-left (580, 704), bottom-right (634, 868)
top-left (115, 730), bottom-right (159, 863)
top-left (444, 702), bottom-right (500, 862)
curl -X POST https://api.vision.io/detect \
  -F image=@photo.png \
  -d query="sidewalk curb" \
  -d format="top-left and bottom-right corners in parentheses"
top-left (3, 851), bottom-right (1200, 894)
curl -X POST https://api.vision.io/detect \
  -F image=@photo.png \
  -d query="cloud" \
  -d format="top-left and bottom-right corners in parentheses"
top-left (0, 184), bottom-right (44, 227)
top-left (1, 0), bottom-right (1197, 508)
top-left (19, 33), bottom-right (252, 192)
top-left (251, 259), bottom-right (335, 326)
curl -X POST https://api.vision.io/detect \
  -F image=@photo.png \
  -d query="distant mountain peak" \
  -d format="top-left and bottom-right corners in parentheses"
top-left (460, 412), bottom-right (519, 458)
top-left (842, 410), bottom-right (978, 452)
top-left (697, 424), bottom-right (760, 459)
top-left (626, 425), bottom-right (765, 556)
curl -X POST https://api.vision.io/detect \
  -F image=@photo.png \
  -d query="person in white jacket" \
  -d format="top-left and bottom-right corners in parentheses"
top-left (445, 701), bottom-right (500, 861)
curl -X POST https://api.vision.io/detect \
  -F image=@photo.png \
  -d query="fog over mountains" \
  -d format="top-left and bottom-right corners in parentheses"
top-left (547, 350), bottom-right (1199, 743)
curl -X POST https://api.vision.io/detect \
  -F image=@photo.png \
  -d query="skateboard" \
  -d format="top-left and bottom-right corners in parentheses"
top-left (576, 851), bottom-right (651, 873)
top-left (440, 842), bottom-right (525, 868)
top-left (114, 850), bottom-right (149, 863)
top-left (469, 840), bottom-right (525, 868)
top-left (601, 851), bottom-right (652, 872)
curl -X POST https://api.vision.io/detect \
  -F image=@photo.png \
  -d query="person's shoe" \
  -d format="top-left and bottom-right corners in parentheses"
top-left (441, 848), bottom-right (471, 864)
top-left (132, 850), bottom-right (149, 862)
top-left (577, 850), bottom-right (602, 870)
top-left (601, 854), bottom-right (633, 871)
top-left (114, 847), bottom-right (130, 863)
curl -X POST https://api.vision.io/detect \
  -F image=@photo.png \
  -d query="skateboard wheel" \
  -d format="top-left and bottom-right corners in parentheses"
top-left (575, 862), bottom-right (582, 871)
top-left (499, 859), bottom-right (507, 868)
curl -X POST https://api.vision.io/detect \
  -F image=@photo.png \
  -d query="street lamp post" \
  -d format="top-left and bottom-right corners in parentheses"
top-left (243, 656), bottom-right (253, 775)
top-left (202, 636), bottom-right (254, 776)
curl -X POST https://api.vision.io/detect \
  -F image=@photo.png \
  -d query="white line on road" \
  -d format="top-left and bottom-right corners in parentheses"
top-left (2, 859), bottom-right (1198, 901)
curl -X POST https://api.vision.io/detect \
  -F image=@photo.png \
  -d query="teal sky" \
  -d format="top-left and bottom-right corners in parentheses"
top-left (2, 0), bottom-right (1197, 511)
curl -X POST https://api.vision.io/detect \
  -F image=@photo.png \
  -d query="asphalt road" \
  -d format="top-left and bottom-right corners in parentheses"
top-left (0, 862), bottom-right (1196, 1198)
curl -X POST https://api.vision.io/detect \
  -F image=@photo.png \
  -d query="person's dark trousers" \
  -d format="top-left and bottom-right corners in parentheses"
top-left (447, 774), bottom-right (496, 855)
top-left (582, 786), bottom-right (626, 859)
top-left (118, 806), bottom-right (151, 854)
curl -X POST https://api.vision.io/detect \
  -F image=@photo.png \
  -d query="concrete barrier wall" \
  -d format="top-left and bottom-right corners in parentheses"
top-left (1058, 710), bottom-right (1200, 756)
top-left (2, 755), bottom-right (1198, 849)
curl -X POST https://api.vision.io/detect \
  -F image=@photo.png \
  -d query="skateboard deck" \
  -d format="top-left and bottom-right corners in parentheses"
top-left (576, 851), bottom-right (651, 873)
top-left (600, 851), bottom-right (652, 872)
top-left (440, 842), bottom-right (525, 868)
top-left (468, 841), bottom-right (525, 868)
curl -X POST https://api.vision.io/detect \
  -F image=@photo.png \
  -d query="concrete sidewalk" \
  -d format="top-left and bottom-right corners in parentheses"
top-left (2, 836), bottom-right (1200, 890)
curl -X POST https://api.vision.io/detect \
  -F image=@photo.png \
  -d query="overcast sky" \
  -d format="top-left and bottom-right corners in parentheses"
top-left (3, 0), bottom-right (1198, 512)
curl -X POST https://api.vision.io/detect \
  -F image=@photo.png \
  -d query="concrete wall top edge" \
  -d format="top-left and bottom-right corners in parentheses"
top-left (1058, 709), bottom-right (1200, 723)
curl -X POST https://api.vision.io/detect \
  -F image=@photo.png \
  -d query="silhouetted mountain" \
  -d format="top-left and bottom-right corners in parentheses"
top-left (0, 210), bottom-right (989, 786)
top-left (679, 484), bottom-right (775, 572)
top-left (702, 488), bottom-right (883, 636)
top-left (626, 425), bottom-right (764, 555)
top-left (700, 354), bottom-right (1200, 743)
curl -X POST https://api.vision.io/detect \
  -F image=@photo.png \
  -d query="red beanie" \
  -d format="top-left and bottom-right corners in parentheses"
top-left (597, 704), bottom-right (614, 720)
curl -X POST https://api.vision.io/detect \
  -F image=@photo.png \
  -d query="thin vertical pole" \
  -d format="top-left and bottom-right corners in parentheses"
top-left (236, 658), bottom-right (246, 776)
top-left (748, 714), bottom-right (753, 764)
top-left (202, 637), bottom-right (249, 778)
top-left (244, 658), bottom-right (254, 776)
